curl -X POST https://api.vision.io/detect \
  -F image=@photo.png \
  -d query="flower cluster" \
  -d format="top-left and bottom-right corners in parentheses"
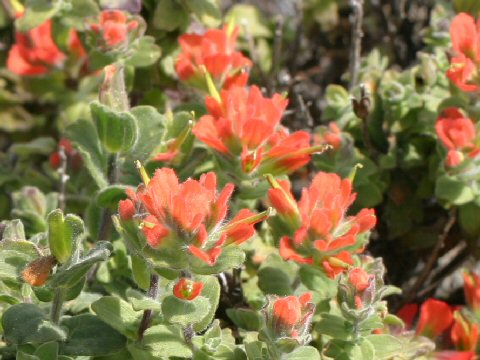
top-left (447, 13), bottom-right (480, 92)
top-left (176, 26), bottom-right (324, 180)
top-left (435, 108), bottom-right (479, 168)
top-left (176, 25), bottom-right (252, 91)
top-left (7, 16), bottom-right (66, 76)
top-left (173, 278), bottom-right (203, 301)
top-left (262, 293), bottom-right (315, 345)
top-left (267, 172), bottom-right (376, 278)
top-left (119, 167), bottom-right (268, 267)
top-left (396, 270), bottom-right (480, 360)
top-left (88, 10), bottom-right (140, 50)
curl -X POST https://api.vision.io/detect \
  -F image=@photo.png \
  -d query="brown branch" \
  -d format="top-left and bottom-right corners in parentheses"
top-left (349, 0), bottom-right (365, 90)
top-left (401, 209), bottom-right (457, 305)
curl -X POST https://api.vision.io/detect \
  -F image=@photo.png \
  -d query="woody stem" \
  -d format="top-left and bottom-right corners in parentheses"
top-left (138, 273), bottom-right (159, 340)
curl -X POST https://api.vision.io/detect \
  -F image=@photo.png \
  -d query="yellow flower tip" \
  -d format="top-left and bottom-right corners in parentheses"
top-left (135, 160), bottom-right (151, 185)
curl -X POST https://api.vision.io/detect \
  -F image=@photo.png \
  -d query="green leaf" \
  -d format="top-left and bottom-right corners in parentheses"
top-left (130, 325), bottom-right (193, 358)
top-left (184, 0), bottom-right (221, 27)
top-left (49, 241), bottom-right (112, 289)
top-left (91, 101), bottom-right (138, 154)
top-left (459, 202), bottom-right (480, 236)
top-left (226, 4), bottom-right (271, 37)
top-left (153, 0), bottom-right (189, 31)
top-left (324, 339), bottom-right (374, 360)
top-left (366, 334), bottom-right (402, 360)
top-left (59, 314), bottom-right (126, 356)
top-left (16, 0), bottom-right (63, 31)
top-left (96, 185), bottom-right (130, 209)
top-left (193, 275), bottom-right (221, 332)
top-left (34, 342), bottom-right (59, 360)
top-left (10, 137), bottom-right (56, 156)
top-left (299, 265), bottom-right (337, 299)
top-left (91, 296), bottom-right (142, 339)
top-left (0, 239), bottom-right (38, 281)
top-left (162, 295), bottom-right (211, 327)
top-left (65, 119), bottom-right (108, 189)
top-left (190, 246), bottom-right (246, 275)
top-left (316, 314), bottom-right (352, 340)
top-left (47, 209), bottom-right (84, 264)
top-left (258, 253), bottom-right (296, 296)
top-left (226, 308), bottom-right (261, 331)
top-left (284, 346), bottom-right (321, 360)
top-left (66, 0), bottom-right (99, 26)
top-left (435, 174), bottom-right (474, 205)
top-left (1, 219), bottom-right (26, 241)
top-left (130, 255), bottom-right (151, 290)
top-left (2, 303), bottom-right (67, 344)
top-left (126, 36), bottom-right (161, 67)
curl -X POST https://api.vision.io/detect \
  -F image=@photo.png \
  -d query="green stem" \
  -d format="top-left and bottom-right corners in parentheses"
top-left (138, 274), bottom-right (159, 340)
top-left (50, 288), bottom-right (66, 324)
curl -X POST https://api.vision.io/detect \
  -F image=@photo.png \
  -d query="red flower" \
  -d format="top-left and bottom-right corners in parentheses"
top-left (265, 293), bottom-right (315, 343)
top-left (173, 278), bottom-right (203, 301)
top-left (314, 123), bottom-right (343, 150)
top-left (118, 168), bottom-right (268, 266)
top-left (89, 10), bottom-right (139, 49)
top-left (397, 303), bottom-right (419, 329)
top-left (435, 108), bottom-right (476, 151)
top-left (464, 271), bottom-right (480, 317)
top-left (348, 268), bottom-right (372, 292)
top-left (451, 310), bottom-right (479, 352)
top-left (271, 172), bottom-right (376, 278)
top-left (435, 351), bottom-right (476, 360)
top-left (176, 25), bottom-right (252, 90)
top-left (416, 298), bottom-right (453, 338)
top-left (7, 18), bottom-right (66, 76)
top-left (194, 86), bottom-right (321, 176)
top-left (447, 13), bottom-right (480, 92)
top-left (49, 138), bottom-right (82, 171)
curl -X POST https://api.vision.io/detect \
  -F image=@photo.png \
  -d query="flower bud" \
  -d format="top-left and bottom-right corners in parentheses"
top-left (21, 256), bottom-right (56, 286)
top-left (445, 150), bottom-right (464, 168)
top-left (173, 278), bottom-right (203, 301)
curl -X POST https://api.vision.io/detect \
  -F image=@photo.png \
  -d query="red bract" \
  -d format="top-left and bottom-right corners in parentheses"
top-left (119, 168), bottom-right (268, 266)
top-left (348, 268), bottom-right (371, 292)
top-left (173, 278), bottom-right (203, 301)
top-left (416, 298), bottom-right (453, 338)
top-left (194, 85), bottom-right (321, 176)
top-left (397, 303), bottom-right (419, 329)
top-left (435, 351), bottom-right (476, 360)
top-left (269, 172), bottom-right (376, 278)
top-left (265, 293), bottom-right (315, 343)
top-left (445, 150), bottom-right (464, 168)
top-left (89, 10), bottom-right (139, 49)
top-left (447, 13), bottom-right (480, 92)
top-left (49, 138), bottom-right (82, 171)
top-left (464, 271), bottom-right (480, 316)
top-left (7, 17), bottom-right (66, 76)
top-left (451, 310), bottom-right (479, 352)
top-left (176, 25), bottom-right (251, 90)
top-left (314, 123), bottom-right (343, 150)
top-left (435, 108), bottom-right (476, 151)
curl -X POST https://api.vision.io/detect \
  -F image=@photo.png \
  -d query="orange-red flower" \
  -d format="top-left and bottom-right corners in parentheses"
top-left (447, 13), bottom-right (480, 92)
top-left (89, 10), bottom-right (139, 49)
top-left (397, 303), bottom-right (419, 329)
top-left (264, 293), bottom-right (315, 343)
top-left (49, 138), bottom-right (82, 171)
top-left (173, 278), bottom-right (203, 301)
top-left (176, 25), bottom-right (251, 90)
top-left (118, 168), bottom-right (268, 266)
top-left (348, 268), bottom-right (372, 292)
top-left (435, 351), bottom-right (476, 360)
top-left (194, 85), bottom-right (321, 176)
top-left (464, 271), bottom-right (480, 317)
top-left (451, 310), bottom-right (479, 352)
top-left (315, 123), bottom-right (343, 150)
top-left (7, 17), bottom-right (66, 76)
top-left (436, 108), bottom-right (476, 151)
top-left (416, 298), bottom-right (453, 338)
top-left (269, 172), bottom-right (376, 278)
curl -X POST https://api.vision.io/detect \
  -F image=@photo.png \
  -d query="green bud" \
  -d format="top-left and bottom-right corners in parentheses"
top-left (47, 209), bottom-right (84, 264)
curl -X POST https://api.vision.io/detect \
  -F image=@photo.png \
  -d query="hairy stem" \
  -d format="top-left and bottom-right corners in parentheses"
top-left (58, 146), bottom-right (69, 211)
top-left (50, 288), bottom-right (66, 324)
top-left (138, 273), bottom-right (159, 340)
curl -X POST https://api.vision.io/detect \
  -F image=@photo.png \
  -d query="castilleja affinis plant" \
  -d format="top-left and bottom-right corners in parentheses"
top-left (3, 1), bottom-right (480, 360)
